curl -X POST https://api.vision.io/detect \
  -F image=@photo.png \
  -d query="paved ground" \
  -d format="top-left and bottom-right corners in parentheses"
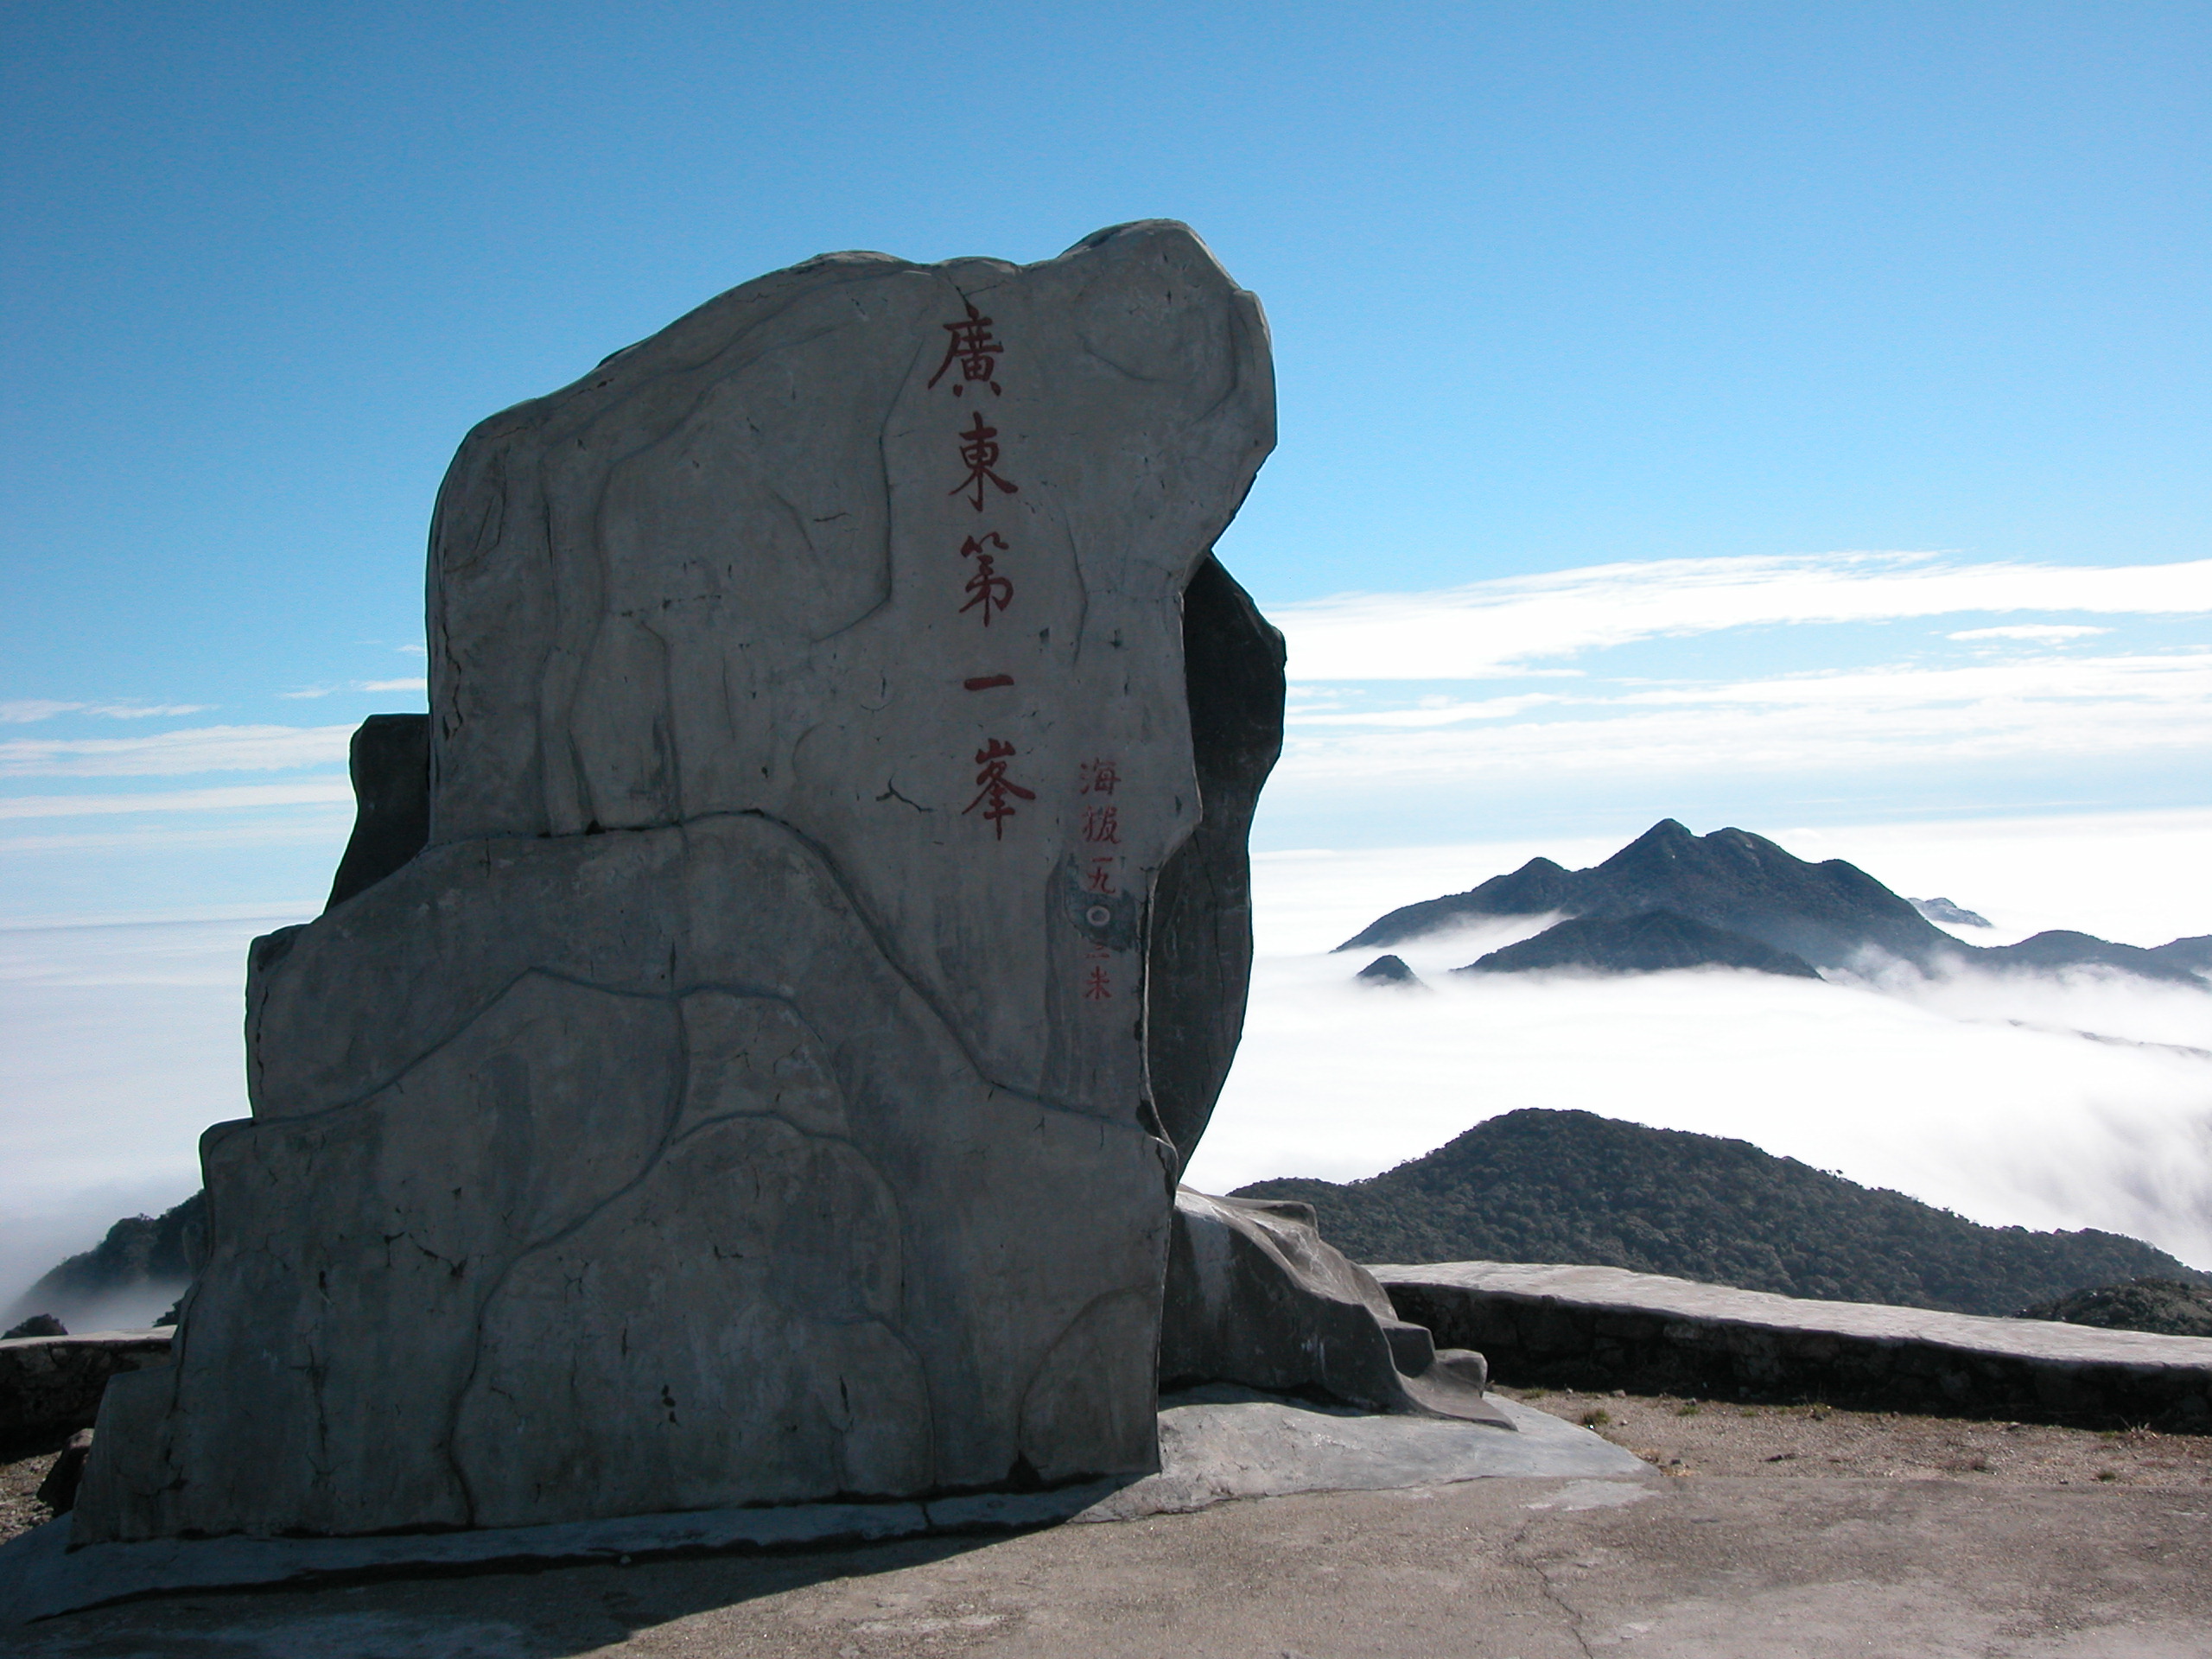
top-left (9, 1394), bottom-right (2210, 1656)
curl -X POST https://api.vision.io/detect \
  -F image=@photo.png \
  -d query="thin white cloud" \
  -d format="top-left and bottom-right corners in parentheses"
top-left (1273, 553), bottom-right (2212, 679)
top-left (0, 701), bottom-right (212, 723)
top-left (1948, 624), bottom-right (2109, 642)
top-left (0, 782), bottom-right (355, 820)
top-left (281, 677), bottom-right (428, 698)
top-left (0, 724), bottom-right (354, 779)
top-left (1278, 652), bottom-right (2212, 782)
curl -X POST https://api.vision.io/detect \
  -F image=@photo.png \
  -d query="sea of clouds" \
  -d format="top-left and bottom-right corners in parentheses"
top-left (3, 549), bottom-right (2209, 1313)
top-left (1184, 811), bottom-right (2212, 1269)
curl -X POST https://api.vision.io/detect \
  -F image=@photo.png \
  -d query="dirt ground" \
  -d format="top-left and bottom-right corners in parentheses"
top-left (9, 1387), bottom-right (2209, 1554)
top-left (1496, 1384), bottom-right (2212, 1490)
top-left (2, 1433), bottom-right (67, 1545)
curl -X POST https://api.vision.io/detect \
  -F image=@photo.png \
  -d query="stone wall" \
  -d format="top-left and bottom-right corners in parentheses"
top-left (1378, 1262), bottom-right (2212, 1431)
top-left (0, 1334), bottom-right (170, 1451)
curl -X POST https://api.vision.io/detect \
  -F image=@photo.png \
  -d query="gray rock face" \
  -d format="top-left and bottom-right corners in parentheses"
top-left (73, 222), bottom-right (1277, 1544)
top-left (1161, 1190), bottom-right (1506, 1426)
top-left (1143, 558), bottom-right (1285, 1170)
top-left (323, 714), bottom-right (429, 910)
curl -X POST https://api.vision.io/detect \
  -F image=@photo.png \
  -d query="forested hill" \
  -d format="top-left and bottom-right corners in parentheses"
top-left (1232, 1109), bottom-right (2202, 1317)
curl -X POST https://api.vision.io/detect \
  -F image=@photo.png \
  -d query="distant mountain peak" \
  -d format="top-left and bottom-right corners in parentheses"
top-left (1356, 953), bottom-right (1428, 990)
top-left (1333, 820), bottom-right (2209, 988)
top-left (1337, 818), bottom-right (1938, 969)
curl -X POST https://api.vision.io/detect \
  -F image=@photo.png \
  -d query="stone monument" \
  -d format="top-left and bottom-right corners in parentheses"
top-left (74, 222), bottom-right (1285, 1541)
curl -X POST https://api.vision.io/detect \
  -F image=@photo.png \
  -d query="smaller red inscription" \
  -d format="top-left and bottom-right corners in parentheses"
top-left (1082, 965), bottom-right (1113, 1001)
top-left (1084, 858), bottom-right (1117, 894)
top-left (1080, 804), bottom-right (1122, 846)
top-left (1078, 759), bottom-right (1120, 796)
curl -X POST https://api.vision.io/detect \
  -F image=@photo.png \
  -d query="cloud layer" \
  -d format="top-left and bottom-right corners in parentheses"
top-left (1272, 552), bottom-right (2212, 679)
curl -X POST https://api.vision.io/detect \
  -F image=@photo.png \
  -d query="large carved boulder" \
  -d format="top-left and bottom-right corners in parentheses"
top-left (73, 222), bottom-right (1278, 1542)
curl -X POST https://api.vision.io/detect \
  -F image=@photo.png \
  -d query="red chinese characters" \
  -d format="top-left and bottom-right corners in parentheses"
top-left (931, 301), bottom-right (1024, 837)
top-left (963, 739), bottom-right (1035, 840)
top-left (950, 412), bottom-right (1019, 511)
top-left (1080, 804), bottom-right (1121, 846)
top-left (926, 301), bottom-right (1003, 397)
top-left (1082, 965), bottom-right (1113, 1001)
top-left (960, 532), bottom-right (1012, 626)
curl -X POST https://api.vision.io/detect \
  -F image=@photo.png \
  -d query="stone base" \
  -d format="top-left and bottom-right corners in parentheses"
top-left (1, 1391), bottom-right (1643, 1624)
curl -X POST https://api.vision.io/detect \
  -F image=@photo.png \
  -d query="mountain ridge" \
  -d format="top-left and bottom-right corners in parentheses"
top-left (1233, 1109), bottom-right (2203, 1316)
top-left (1338, 819), bottom-right (2209, 984)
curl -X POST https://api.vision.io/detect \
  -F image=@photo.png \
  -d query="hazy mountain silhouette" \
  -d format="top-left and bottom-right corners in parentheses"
top-left (6, 1192), bottom-right (205, 1329)
top-left (1455, 910), bottom-right (1820, 980)
top-left (1337, 819), bottom-right (2210, 985)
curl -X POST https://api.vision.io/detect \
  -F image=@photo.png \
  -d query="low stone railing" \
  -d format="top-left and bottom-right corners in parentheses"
top-left (0, 1332), bottom-right (172, 1448)
top-left (1376, 1261), bottom-right (2212, 1431)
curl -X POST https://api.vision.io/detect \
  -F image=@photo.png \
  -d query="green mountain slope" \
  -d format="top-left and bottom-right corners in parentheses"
top-left (1233, 1109), bottom-right (2202, 1316)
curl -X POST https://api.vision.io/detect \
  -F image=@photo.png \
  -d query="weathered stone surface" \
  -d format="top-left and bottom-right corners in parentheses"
top-left (1162, 1191), bottom-right (1506, 1425)
top-left (35, 1430), bottom-right (93, 1514)
top-left (73, 222), bottom-right (1276, 1545)
top-left (323, 713), bottom-right (429, 910)
top-left (1144, 559), bottom-right (1285, 1169)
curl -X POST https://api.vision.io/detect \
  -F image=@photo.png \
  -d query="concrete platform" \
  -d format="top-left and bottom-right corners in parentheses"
top-left (12, 1470), bottom-right (2208, 1656)
top-left (0, 1388), bottom-right (1644, 1624)
top-left (1379, 1260), bottom-right (2212, 1426)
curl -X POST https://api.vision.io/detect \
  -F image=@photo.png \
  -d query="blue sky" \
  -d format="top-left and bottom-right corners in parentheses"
top-left (5, 3), bottom-right (2212, 1296)
top-left (3, 1), bottom-right (2209, 920)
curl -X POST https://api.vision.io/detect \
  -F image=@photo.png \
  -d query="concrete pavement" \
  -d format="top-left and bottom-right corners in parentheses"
top-left (15, 1470), bottom-right (2209, 1656)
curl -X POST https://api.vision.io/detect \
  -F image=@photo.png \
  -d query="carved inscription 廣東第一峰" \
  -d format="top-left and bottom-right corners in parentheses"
top-left (936, 296), bottom-right (1033, 839)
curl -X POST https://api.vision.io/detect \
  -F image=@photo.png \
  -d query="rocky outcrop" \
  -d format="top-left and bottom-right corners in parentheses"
top-left (1160, 1191), bottom-right (1503, 1424)
top-left (323, 714), bottom-right (429, 910)
top-left (75, 223), bottom-right (1281, 1545)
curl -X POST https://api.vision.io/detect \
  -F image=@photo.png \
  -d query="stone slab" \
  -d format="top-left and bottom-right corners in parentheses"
top-left (1377, 1259), bottom-right (2212, 1425)
top-left (0, 1391), bottom-right (1643, 1624)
